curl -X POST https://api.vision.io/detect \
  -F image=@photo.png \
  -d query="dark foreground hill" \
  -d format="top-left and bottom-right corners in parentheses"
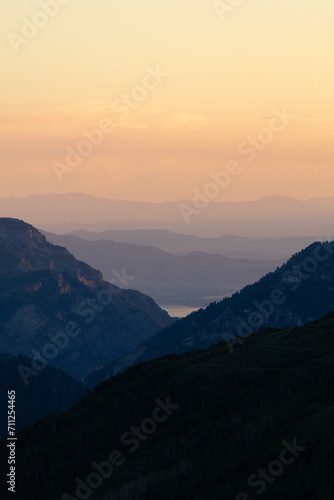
top-left (0, 353), bottom-right (85, 438)
top-left (87, 241), bottom-right (334, 385)
top-left (0, 219), bottom-right (172, 378)
top-left (1, 313), bottom-right (334, 499)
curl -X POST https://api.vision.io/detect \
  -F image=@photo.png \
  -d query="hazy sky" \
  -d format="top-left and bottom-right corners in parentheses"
top-left (1, 0), bottom-right (333, 201)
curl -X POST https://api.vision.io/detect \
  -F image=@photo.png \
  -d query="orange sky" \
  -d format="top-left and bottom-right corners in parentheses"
top-left (1, 0), bottom-right (333, 201)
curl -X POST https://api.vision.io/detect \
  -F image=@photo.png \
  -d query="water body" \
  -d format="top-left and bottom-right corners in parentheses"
top-left (161, 294), bottom-right (231, 318)
top-left (161, 305), bottom-right (199, 318)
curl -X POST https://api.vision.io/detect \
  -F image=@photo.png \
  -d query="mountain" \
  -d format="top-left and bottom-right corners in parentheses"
top-left (1, 193), bottom-right (333, 225)
top-left (0, 219), bottom-right (173, 379)
top-left (87, 240), bottom-right (334, 385)
top-left (1, 193), bottom-right (334, 237)
top-left (309, 197), bottom-right (334, 209)
top-left (64, 229), bottom-right (318, 260)
top-left (0, 353), bottom-right (85, 438)
top-left (44, 217), bottom-right (334, 239)
top-left (41, 232), bottom-right (280, 307)
top-left (2, 313), bottom-right (334, 500)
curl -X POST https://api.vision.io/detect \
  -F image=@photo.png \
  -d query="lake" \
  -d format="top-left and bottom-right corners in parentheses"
top-left (161, 305), bottom-right (200, 318)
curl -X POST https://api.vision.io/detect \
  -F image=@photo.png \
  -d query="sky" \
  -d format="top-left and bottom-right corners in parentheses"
top-left (0, 0), bottom-right (333, 201)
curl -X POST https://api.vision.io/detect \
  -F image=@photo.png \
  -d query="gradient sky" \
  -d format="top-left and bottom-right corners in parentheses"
top-left (1, 0), bottom-right (333, 201)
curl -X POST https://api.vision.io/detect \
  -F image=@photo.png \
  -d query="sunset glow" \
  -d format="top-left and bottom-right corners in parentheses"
top-left (1, 0), bottom-right (333, 200)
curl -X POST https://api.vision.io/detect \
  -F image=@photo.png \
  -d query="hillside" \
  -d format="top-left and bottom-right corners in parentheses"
top-left (0, 219), bottom-right (173, 379)
top-left (0, 353), bottom-right (85, 438)
top-left (87, 240), bottom-right (334, 385)
top-left (1, 313), bottom-right (334, 499)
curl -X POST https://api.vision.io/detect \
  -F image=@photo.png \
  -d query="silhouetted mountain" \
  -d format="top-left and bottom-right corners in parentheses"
top-left (2, 313), bottom-right (334, 500)
top-left (1, 193), bottom-right (334, 237)
top-left (64, 228), bottom-right (317, 260)
top-left (87, 241), bottom-right (334, 385)
top-left (45, 217), bottom-right (334, 239)
top-left (0, 219), bottom-right (173, 379)
top-left (42, 232), bottom-right (280, 307)
top-left (0, 353), bottom-right (85, 438)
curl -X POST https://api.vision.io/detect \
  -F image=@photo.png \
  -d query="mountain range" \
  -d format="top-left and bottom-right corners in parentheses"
top-left (2, 312), bottom-right (334, 500)
top-left (64, 229), bottom-right (318, 260)
top-left (0, 217), bottom-right (334, 499)
top-left (86, 240), bottom-right (334, 385)
top-left (42, 232), bottom-right (281, 307)
top-left (1, 193), bottom-right (334, 237)
top-left (0, 218), bottom-right (172, 379)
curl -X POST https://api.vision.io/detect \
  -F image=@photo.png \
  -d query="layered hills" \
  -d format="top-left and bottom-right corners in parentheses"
top-left (64, 228), bottom-right (317, 260)
top-left (1, 193), bottom-right (334, 237)
top-left (1, 313), bottom-right (334, 499)
top-left (87, 240), bottom-right (334, 385)
top-left (42, 232), bottom-right (280, 307)
top-left (0, 219), bottom-right (172, 379)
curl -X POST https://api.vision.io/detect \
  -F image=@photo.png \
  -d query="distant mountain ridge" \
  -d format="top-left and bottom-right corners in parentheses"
top-left (0, 219), bottom-right (173, 379)
top-left (2, 193), bottom-right (334, 223)
top-left (63, 228), bottom-right (318, 260)
top-left (1, 193), bottom-right (334, 237)
top-left (42, 231), bottom-right (281, 307)
top-left (87, 240), bottom-right (334, 385)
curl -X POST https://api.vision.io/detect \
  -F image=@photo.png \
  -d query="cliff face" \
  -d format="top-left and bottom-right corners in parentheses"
top-left (0, 218), bottom-right (104, 281)
top-left (0, 219), bottom-right (173, 378)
